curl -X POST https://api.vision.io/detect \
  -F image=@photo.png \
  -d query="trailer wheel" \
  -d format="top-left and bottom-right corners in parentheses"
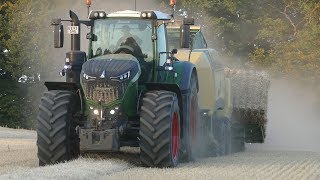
top-left (139, 91), bottom-right (180, 167)
top-left (37, 90), bottom-right (80, 166)
top-left (215, 117), bottom-right (231, 156)
top-left (231, 121), bottom-right (245, 153)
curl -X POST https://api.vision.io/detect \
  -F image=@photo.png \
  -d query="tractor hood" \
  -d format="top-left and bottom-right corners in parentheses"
top-left (81, 54), bottom-right (141, 80)
top-left (80, 54), bottom-right (141, 105)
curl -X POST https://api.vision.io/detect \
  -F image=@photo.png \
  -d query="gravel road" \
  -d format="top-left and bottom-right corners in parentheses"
top-left (0, 127), bottom-right (320, 180)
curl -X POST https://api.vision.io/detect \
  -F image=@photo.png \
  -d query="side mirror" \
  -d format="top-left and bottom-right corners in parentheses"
top-left (51, 19), bottom-right (64, 48)
top-left (53, 24), bottom-right (64, 48)
top-left (180, 25), bottom-right (190, 48)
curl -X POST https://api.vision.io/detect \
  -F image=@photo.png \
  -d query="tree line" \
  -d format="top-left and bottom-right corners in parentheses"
top-left (0, 0), bottom-right (57, 128)
top-left (177, 0), bottom-right (320, 81)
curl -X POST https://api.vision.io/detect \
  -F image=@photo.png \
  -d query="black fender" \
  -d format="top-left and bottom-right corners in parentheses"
top-left (175, 61), bottom-right (199, 141)
top-left (44, 81), bottom-right (85, 114)
top-left (178, 61), bottom-right (198, 94)
top-left (144, 83), bottom-right (184, 137)
top-left (45, 81), bottom-right (79, 91)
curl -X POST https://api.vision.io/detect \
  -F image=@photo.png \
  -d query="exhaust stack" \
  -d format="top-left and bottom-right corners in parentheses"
top-left (69, 10), bottom-right (80, 51)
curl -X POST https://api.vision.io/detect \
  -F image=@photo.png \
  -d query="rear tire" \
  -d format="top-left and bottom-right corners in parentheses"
top-left (37, 90), bottom-right (80, 166)
top-left (139, 91), bottom-right (180, 167)
top-left (186, 73), bottom-right (200, 160)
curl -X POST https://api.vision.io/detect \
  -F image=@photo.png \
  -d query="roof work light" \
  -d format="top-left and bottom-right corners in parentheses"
top-left (86, 0), bottom-right (92, 6)
top-left (170, 0), bottom-right (176, 6)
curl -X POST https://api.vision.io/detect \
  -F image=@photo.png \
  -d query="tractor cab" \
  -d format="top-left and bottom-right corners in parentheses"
top-left (87, 10), bottom-right (170, 63)
top-left (88, 10), bottom-right (180, 70)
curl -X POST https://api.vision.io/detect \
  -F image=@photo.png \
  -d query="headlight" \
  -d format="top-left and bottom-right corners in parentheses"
top-left (108, 106), bottom-right (120, 116)
top-left (93, 12), bottom-right (99, 18)
top-left (93, 109), bottom-right (99, 115)
top-left (110, 71), bottom-right (130, 81)
top-left (110, 109), bottom-right (116, 115)
top-left (99, 12), bottom-right (106, 18)
top-left (82, 72), bottom-right (96, 80)
top-left (64, 65), bottom-right (71, 70)
top-left (83, 72), bottom-right (88, 79)
top-left (141, 11), bottom-right (156, 19)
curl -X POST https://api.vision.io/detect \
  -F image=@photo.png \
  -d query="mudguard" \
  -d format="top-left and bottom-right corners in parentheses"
top-left (45, 81), bottom-right (79, 91)
top-left (166, 61), bottom-right (198, 139)
top-left (44, 81), bottom-right (85, 113)
top-left (175, 61), bottom-right (198, 94)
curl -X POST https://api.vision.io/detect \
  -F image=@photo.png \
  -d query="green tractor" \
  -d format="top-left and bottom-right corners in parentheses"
top-left (37, 8), bottom-right (205, 167)
top-left (36, 2), bottom-right (256, 167)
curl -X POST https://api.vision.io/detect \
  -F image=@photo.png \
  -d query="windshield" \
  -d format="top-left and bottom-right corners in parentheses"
top-left (91, 19), bottom-right (153, 61)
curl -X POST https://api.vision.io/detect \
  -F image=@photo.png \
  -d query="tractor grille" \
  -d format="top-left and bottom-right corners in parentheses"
top-left (84, 80), bottom-right (128, 104)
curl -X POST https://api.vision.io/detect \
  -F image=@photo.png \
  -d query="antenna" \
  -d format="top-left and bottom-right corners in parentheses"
top-left (85, 0), bottom-right (92, 16)
top-left (170, 0), bottom-right (176, 20)
top-left (135, 0), bottom-right (137, 11)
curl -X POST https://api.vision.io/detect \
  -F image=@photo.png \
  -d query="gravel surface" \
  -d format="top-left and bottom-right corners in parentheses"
top-left (0, 127), bottom-right (36, 139)
top-left (0, 131), bottom-right (319, 180)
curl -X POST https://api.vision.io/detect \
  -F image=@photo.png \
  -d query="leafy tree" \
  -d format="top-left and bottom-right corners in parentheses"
top-left (0, 0), bottom-right (54, 129)
top-left (3, 0), bottom-right (54, 77)
top-left (179, 0), bottom-right (320, 82)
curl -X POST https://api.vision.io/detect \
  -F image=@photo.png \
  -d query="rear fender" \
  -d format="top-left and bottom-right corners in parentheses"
top-left (175, 61), bottom-right (198, 93)
top-left (45, 81), bottom-right (79, 91)
top-left (175, 62), bottom-right (199, 141)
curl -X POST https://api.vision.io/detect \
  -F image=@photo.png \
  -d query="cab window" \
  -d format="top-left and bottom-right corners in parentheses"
top-left (157, 24), bottom-right (168, 66)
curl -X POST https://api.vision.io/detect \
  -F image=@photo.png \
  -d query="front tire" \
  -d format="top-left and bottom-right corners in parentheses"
top-left (37, 90), bottom-right (80, 166)
top-left (139, 91), bottom-right (180, 167)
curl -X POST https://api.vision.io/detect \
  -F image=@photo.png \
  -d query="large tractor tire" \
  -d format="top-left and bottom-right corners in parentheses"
top-left (139, 91), bottom-right (180, 167)
top-left (37, 90), bottom-right (80, 166)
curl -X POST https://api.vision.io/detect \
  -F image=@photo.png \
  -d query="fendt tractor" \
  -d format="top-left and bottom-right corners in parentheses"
top-left (36, 0), bottom-right (269, 167)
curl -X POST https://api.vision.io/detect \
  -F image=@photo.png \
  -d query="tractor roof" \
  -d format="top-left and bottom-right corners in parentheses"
top-left (106, 10), bottom-right (172, 20)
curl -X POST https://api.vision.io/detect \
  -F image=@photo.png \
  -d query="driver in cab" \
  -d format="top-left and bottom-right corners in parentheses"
top-left (117, 25), bottom-right (142, 47)
top-left (115, 25), bottom-right (144, 59)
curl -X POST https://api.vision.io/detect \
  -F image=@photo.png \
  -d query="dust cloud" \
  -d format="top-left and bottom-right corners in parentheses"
top-left (249, 78), bottom-right (320, 152)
